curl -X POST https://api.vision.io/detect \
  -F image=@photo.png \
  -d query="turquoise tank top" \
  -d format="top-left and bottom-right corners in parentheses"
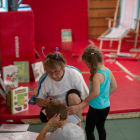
top-left (89, 68), bottom-right (111, 109)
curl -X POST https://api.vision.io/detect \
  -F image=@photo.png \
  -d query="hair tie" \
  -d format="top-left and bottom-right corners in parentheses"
top-left (56, 47), bottom-right (59, 59)
top-left (42, 46), bottom-right (47, 59)
top-left (91, 53), bottom-right (94, 55)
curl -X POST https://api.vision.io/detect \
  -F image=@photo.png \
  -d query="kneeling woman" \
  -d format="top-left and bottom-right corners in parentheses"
top-left (31, 51), bottom-right (89, 127)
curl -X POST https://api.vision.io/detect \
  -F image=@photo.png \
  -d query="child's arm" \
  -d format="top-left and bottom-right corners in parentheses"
top-left (85, 73), bottom-right (100, 103)
top-left (68, 74), bottom-right (100, 114)
top-left (109, 71), bottom-right (117, 95)
top-left (36, 114), bottom-right (60, 140)
top-left (68, 100), bottom-right (88, 115)
top-left (36, 123), bottom-right (51, 140)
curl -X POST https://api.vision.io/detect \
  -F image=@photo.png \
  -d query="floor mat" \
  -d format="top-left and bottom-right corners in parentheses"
top-left (35, 41), bottom-right (122, 72)
top-left (66, 59), bottom-right (122, 72)
top-left (116, 60), bottom-right (140, 75)
top-left (82, 72), bottom-right (140, 115)
top-left (1, 39), bottom-right (140, 123)
top-left (0, 71), bottom-right (139, 123)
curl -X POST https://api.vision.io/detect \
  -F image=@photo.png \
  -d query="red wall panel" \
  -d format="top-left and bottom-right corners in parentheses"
top-left (23, 0), bottom-right (88, 43)
top-left (0, 11), bottom-right (35, 79)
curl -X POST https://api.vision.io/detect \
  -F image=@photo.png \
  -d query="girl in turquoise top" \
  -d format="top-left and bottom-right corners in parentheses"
top-left (80, 46), bottom-right (117, 140)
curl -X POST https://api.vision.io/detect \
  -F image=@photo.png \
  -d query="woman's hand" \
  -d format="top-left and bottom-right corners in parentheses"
top-left (67, 105), bottom-right (79, 115)
top-left (49, 114), bottom-right (61, 126)
top-left (42, 97), bottom-right (50, 107)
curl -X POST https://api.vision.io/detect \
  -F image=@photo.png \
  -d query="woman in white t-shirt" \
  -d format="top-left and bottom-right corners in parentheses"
top-left (29, 51), bottom-right (89, 127)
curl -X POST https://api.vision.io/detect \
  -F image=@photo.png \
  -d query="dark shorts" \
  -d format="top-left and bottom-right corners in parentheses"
top-left (40, 89), bottom-right (81, 123)
top-left (66, 89), bottom-right (82, 106)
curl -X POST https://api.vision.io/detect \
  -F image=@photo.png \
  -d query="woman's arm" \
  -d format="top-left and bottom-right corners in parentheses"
top-left (35, 98), bottom-right (44, 107)
top-left (35, 97), bottom-right (50, 107)
top-left (109, 71), bottom-right (117, 95)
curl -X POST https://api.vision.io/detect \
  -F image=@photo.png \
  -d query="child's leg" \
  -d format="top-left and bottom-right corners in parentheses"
top-left (85, 106), bottom-right (99, 140)
top-left (96, 107), bottom-right (110, 140)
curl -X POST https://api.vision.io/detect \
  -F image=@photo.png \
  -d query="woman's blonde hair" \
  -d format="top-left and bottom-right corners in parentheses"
top-left (82, 46), bottom-right (103, 81)
top-left (43, 52), bottom-right (66, 70)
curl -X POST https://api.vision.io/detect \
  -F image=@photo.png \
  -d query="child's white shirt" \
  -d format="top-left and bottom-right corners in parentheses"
top-left (46, 123), bottom-right (85, 140)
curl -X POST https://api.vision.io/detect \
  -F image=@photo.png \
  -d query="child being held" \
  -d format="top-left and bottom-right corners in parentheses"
top-left (36, 99), bottom-right (85, 140)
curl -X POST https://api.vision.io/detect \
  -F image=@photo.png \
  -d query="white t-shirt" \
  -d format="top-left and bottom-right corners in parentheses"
top-left (35, 66), bottom-right (89, 103)
top-left (46, 123), bottom-right (85, 140)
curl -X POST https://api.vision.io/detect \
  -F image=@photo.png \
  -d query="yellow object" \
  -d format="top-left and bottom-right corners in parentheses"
top-left (47, 122), bottom-right (53, 126)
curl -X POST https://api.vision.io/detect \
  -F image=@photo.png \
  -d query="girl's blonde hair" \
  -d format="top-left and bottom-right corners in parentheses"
top-left (43, 52), bottom-right (66, 70)
top-left (82, 46), bottom-right (103, 81)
